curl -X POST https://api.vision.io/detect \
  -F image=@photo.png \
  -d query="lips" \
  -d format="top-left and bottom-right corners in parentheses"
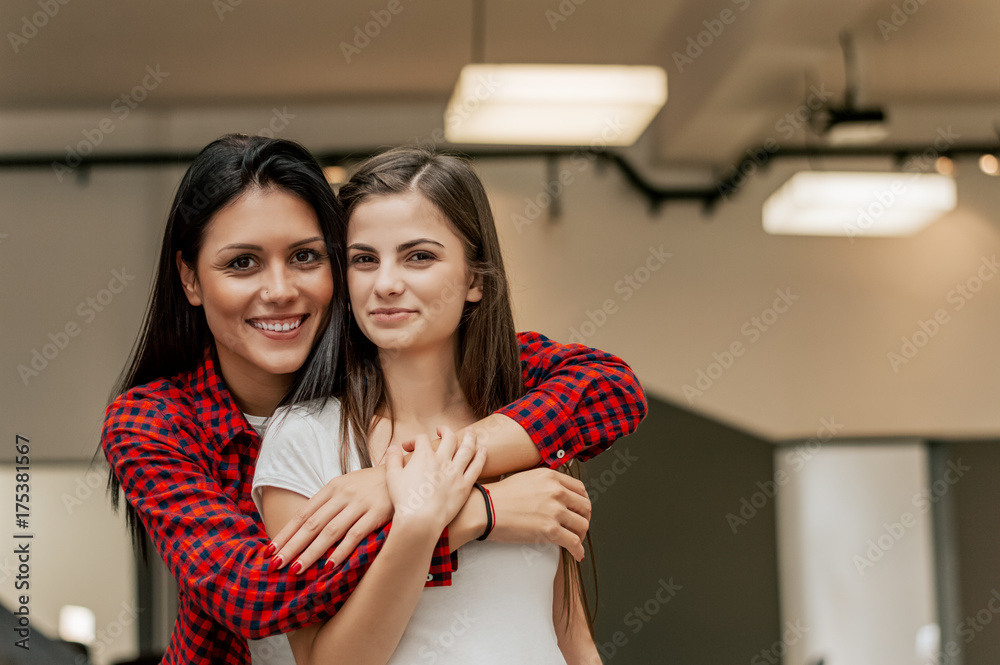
top-left (370, 308), bottom-right (416, 323)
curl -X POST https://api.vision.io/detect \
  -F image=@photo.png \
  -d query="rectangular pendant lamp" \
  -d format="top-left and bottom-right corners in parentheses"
top-left (444, 64), bottom-right (667, 146)
top-left (762, 171), bottom-right (957, 237)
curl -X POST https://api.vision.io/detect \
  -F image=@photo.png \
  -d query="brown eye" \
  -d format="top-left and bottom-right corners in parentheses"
top-left (293, 249), bottom-right (322, 264)
top-left (230, 256), bottom-right (257, 270)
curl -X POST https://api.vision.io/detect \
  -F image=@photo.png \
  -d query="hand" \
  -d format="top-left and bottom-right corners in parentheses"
top-left (485, 468), bottom-right (592, 561)
top-left (386, 427), bottom-right (486, 533)
top-left (266, 466), bottom-right (393, 572)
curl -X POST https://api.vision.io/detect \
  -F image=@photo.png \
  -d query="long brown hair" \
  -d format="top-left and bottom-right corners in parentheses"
top-left (336, 147), bottom-right (522, 465)
top-left (337, 146), bottom-right (595, 632)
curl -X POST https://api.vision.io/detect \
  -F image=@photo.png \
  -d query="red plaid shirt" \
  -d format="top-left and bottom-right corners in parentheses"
top-left (102, 331), bottom-right (646, 664)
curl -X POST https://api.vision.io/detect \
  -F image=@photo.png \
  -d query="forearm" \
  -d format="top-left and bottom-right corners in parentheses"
top-left (504, 332), bottom-right (648, 468)
top-left (460, 413), bottom-right (541, 477)
top-left (296, 522), bottom-right (439, 665)
top-left (104, 402), bottom-right (387, 639)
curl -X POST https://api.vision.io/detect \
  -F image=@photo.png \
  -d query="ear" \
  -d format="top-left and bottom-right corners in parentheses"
top-left (176, 250), bottom-right (203, 307)
top-left (465, 271), bottom-right (484, 303)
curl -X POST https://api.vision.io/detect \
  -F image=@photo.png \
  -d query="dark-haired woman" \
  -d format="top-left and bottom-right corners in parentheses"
top-left (102, 134), bottom-right (646, 665)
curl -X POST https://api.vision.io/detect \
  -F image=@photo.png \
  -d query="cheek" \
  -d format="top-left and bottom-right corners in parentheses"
top-left (346, 272), bottom-right (368, 306)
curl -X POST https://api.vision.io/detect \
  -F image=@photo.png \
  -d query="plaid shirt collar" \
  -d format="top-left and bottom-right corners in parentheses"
top-left (183, 348), bottom-right (258, 453)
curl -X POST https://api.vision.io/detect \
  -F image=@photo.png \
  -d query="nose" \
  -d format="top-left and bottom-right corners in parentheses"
top-left (373, 261), bottom-right (404, 298)
top-left (261, 265), bottom-right (298, 304)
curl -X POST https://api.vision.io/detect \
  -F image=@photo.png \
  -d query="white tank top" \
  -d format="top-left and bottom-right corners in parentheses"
top-left (248, 401), bottom-right (567, 664)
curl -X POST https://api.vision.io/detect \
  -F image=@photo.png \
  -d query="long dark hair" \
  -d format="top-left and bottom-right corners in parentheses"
top-left (103, 134), bottom-right (346, 557)
top-left (337, 146), bottom-right (595, 632)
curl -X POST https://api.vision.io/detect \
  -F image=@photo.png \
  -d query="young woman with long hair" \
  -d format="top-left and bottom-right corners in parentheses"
top-left (101, 135), bottom-right (646, 664)
top-left (254, 146), bottom-right (605, 664)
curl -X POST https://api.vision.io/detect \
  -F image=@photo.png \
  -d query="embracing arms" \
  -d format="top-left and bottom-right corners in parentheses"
top-left (268, 331), bottom-right (646, 570)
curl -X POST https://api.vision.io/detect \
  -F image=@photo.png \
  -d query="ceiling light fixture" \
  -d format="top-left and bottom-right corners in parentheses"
top-left (762, 171), bottom-right (956, 237)
top-left (444, 64), bottom-right (667, 146)
top-left (808, 33), bottom-right (888, 145)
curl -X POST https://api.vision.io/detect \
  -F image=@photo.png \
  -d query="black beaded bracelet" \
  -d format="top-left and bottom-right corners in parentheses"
top-left (473, 483), bottom-right (494, 541)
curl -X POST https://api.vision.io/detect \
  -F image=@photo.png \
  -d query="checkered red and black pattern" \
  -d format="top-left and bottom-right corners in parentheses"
top-left (498, 332), bottom-right (648, 468)
top-left (102, 332), bottom-right (646, 664)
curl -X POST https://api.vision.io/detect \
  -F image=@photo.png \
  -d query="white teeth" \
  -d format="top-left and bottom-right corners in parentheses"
top-left (252, 318), bottom-right (303, 332)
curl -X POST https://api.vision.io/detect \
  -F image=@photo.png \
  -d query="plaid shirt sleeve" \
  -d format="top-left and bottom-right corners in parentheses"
top-left (495, 331), bottom-right (648, 467)
top-left (102, 393), bottom-right (454, 642)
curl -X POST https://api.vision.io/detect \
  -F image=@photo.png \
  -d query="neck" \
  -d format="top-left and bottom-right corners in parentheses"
top-left (215, 352), bottom-right (292, 418)
top-left (378, 342), bottom-right (471, 431)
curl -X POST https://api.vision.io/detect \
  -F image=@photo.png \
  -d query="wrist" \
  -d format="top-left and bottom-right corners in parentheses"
top-left (390, 515), bottom-right (447, 547)
top-left (447, 489), bottom-right (488, 548)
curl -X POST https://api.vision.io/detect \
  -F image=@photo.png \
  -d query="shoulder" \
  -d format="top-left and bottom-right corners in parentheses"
top-left (268, 397), bottom-right (344, 439)
top-left (105, 373), bottom-right (196, 423)
top-left (516, 330), bottom-right (547, 347)
top-left (102, 373), bottom-right (203, 461)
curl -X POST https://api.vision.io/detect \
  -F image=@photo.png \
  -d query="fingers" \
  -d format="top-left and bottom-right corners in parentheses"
top-left (271, 495), bottom-right (346, 570)
top-left (464, 447), bottom-right (487, 483)
top-left (328, 512), bottom-right (383, 569)
top-left (291, 508), bottom-right (358, 572)
top-left (385, 444), bottom-right (404, 472)
top-left (448, 429), bottom-right (476, 469)
top-left (560, 510), bottom-right (590, 546)
top-left (268, 483), bottom-right (336, 553)
top-left (435, 426), bottom-right (457, 460)
top-left (563, 537), bottom-right (586, 562)
top-left (400, 438), bottom-right (416, 453)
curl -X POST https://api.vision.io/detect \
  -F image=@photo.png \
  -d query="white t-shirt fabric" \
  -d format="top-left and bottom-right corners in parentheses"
top-left (249, 398), bottom-right (567, 665)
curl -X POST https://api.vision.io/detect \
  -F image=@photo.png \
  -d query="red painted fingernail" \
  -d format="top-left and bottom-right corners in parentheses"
top-left (264, 543), bottom-right (276, 558)
top-left (290, 561), bottom-right (303, 575)
top-left (268, 555), bottom-right (283, 571)
top-left (324, 558), bottom-right (336, 569)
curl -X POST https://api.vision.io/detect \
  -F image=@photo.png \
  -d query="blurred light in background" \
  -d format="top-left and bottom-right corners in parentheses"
top-left (934, 156), bottom-right (954, 176)
top-left (59, 604), bottom-right (96, 645)
top-left (978, 153), bottom-right (1000, 176)
top-left (762, 171), bottom-right (957, 237)
top-left (444, 64), bottom-right (667, 146)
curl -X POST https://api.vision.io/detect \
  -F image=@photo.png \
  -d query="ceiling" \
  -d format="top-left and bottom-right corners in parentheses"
top-left (3, 0), bottom-right (998, 167)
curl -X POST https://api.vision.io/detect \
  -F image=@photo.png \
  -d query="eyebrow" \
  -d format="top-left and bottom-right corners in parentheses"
top-left (218, 237), bottom-right (325, 252)
top-left (348, 238), bottom-right (445, 252)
